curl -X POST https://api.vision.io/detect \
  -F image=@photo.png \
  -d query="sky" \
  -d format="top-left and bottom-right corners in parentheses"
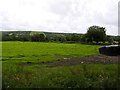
top-left (0, 0), bottom-right (119, 36)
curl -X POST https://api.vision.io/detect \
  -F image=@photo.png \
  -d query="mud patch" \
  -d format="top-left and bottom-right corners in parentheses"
top-left (47, 55), bottom-right (119, 67)
top-left (18, 55), bottom-right (119, 67)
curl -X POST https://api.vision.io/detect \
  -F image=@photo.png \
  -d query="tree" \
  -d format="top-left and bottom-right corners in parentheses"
top-left (54, 34), bottom-right (66, 43)
top-left (86, 25), bottom-right (107, 43)
top-left (71, 33), bottom-right (81, 42)
top-left (8, 33), bottom-right (16, 41)
top-left (106, 36), bottom-right (114, 44)
top-left (80, 34), bottom-right (87, 43)
top-left (2, 33), bottom-right (10, 41)
top-left (30, 32), bottom-right (46, 42)
top-left (16, 34), bottom-right (30, 41)
top-left (66, 34), bottom-right (72, 41)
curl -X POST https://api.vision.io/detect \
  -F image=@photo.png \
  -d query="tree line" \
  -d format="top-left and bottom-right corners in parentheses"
top-left (1, 25), bottom-right (120, 45)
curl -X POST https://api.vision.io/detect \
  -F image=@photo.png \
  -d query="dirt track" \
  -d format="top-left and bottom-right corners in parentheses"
top-left (47, 55), bottom-right (119, 67)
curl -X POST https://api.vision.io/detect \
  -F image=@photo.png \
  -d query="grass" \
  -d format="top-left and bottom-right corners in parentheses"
top-left (2, 42), bottom-right (99, 62)
top-left (2, 41), bottom-right (119, 88)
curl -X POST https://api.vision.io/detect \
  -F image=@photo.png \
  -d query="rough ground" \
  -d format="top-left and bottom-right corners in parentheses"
top-left (21, 55), bottom-right (119, 67)
top-left (47, 55), bottom-right (119, 67)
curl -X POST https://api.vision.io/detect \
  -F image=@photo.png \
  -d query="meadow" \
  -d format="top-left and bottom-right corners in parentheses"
top-left (2, 42), bottom-right (118, 88)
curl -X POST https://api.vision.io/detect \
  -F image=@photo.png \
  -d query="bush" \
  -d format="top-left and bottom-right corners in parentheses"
top-left (30, 32), bottom-right (46, 42)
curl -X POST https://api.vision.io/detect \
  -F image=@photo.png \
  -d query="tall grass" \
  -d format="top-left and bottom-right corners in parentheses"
top-left (3, 62), bottom-right (118, 88)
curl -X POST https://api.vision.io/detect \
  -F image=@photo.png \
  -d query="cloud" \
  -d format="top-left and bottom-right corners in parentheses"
top-left (0, 0), bottom-right (119, 35)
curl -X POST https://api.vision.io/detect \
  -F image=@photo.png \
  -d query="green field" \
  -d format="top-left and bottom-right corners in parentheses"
top-left (2, 42), bottom-right (118, 88)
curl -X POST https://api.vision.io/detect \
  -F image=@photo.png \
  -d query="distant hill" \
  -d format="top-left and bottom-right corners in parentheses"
top-left (1, 31), bottom-right (119, 45)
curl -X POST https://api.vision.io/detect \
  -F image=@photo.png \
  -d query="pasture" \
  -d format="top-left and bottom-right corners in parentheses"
top-left (2, 42), bottom-right (118, 88)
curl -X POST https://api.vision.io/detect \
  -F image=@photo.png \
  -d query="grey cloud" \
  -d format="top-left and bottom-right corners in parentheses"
top-left (48, 0), bottom-right (73, 17)
top-left (0, 0), bottom-right (119, 35)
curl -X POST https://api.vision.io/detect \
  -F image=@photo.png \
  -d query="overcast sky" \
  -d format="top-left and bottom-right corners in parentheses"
top-left (0, 0), bottom-right (119, 35)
